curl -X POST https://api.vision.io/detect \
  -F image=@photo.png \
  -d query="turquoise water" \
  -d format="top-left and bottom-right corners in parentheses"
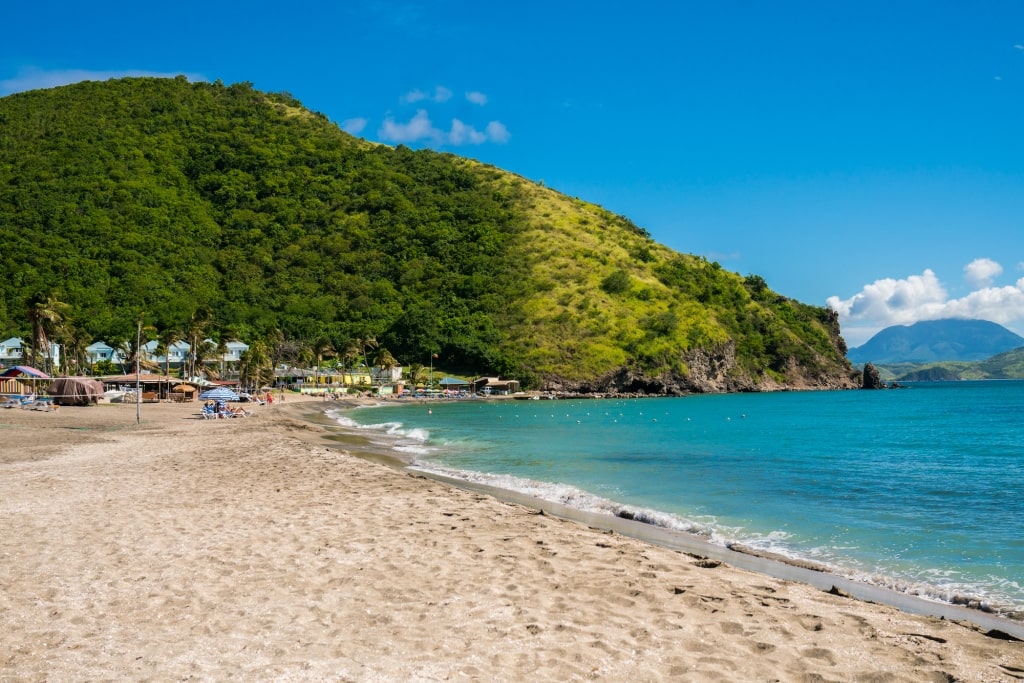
top-left (329, 381), bottom-right (1024, 618)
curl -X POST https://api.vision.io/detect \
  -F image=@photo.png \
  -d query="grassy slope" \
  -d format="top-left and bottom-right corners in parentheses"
top-left (0, 78), bottom-right (855, 392)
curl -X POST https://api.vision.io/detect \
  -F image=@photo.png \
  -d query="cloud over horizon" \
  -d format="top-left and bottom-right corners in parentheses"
top-left (827, 259), bottom-right (1024, 346)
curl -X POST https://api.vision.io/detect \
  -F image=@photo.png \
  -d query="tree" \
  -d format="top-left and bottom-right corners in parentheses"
top-left (113, 324), bottom-right (157, 374)
top-left (25, 293), bottom-right (70, 375)
top-left (211, 326), bottom-right (241, 377)
top-left (311, 336), bottom-right (335, 391)
top-left (239, 339), bottom-right (274, 391)
top-left (600, 270), bottom-right (631, 295)
top-left (57, 323), bottom-right (90, 376)
top-left (156, 327), bottom-right (184, 379)
top-left (373, 347), bottom-right (398, 388)
top-left (357, 337), bottom-right (379, 376)
top-left (185, 309), bottom-right (214, 379)
top-left (404, 362), bottom-right (426, 387)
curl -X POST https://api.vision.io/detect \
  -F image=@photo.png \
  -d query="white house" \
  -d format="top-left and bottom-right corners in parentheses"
top-left (0, 337), bottom-right (60, 369)
top-left (138, 339), bottom-right (249, 369)
top-left (85, 341), bottom-right (123, 365)
top-left (141, 340), bottom-right (190, 367)
top-left (0, 337), bottom-right (23, 365)
top-left (219, 340), bottom-right (249, 363)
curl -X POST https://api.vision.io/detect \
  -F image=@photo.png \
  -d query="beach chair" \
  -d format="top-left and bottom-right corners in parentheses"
top-left (200, 404), bottom-right (217, 420)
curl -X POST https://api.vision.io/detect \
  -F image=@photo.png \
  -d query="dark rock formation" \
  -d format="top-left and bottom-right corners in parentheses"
top-left (862, 362), bottom-right (884, 389)
top-left (542, 341), bottom-right (858, 395)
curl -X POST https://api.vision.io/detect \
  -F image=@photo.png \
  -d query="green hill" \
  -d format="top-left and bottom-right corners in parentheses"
top-left (0, 77), bottom-right (856, 393)
top-left (875, 346), bottom-right (1024, 382)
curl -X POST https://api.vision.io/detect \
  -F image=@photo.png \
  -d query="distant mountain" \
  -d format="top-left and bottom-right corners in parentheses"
top-left (848, 319), bottom-right (1024, 364)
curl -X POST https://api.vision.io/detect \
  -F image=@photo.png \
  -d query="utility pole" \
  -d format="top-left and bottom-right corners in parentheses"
top-left (135, 318), bottom-right (142, 425)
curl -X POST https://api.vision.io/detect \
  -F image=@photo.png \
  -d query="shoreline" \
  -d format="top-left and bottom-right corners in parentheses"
top-left (301, 399), bottom-right (1024, 639)
top-left (2, 397), bottom-right (1022, 680)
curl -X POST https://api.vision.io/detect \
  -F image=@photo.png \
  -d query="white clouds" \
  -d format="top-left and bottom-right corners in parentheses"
top-left (341, 117), bottom-right (367, 135)
top-left (485, 120), bottom-right (510, 143)
top-left (0, 67), bottom-right (204, 96)
top-left (400, 86), bottom-right (451, 104)
top-left (826, 269), bottom-right (947, 325)
top-left (379, 109), bottom-right (441, 144)
top-left (369, 86), bottom-right (509, 147)
top-left (827, 260), bottom-right (1024, 346)
top-left (378, 109), bottom-right (509, 146)
top-left (963, 257), bottom-right (1002, 288)
top-left (449, 119), bottom-right (487, 145)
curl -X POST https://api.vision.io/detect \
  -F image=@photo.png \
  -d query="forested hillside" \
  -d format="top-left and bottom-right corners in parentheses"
top-left (0, 77), bottom-right (856, 392)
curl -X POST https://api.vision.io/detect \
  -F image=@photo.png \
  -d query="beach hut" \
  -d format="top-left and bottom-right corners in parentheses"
top-left (0, 365), bottom-right (50, 396)
top-left (437, 377), bottom-right (470, 395)
top-left (169, 382), bottom-right (198, 402)
top-left (102, 373), bottom-right (176, 401)
top-left (0, 365), bottom-right (49, 380)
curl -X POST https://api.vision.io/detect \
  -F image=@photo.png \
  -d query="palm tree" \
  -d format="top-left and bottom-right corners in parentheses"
top-left (311, 336), bottom-right (336, 392)
top-left (239, 339), bottom-right (273, 392)
top-left (184, 309), bottom-right (213, 379)
top-left (357, 337), bottom-right (378, 376)
top-left (25, 293), bottom-right (69, 375)
top-left (404, 362), bottom-right (427, 387)
top-left (339, 339), bottom-right (361, 386)
top-left (58, 324), bottom-right (90, 376)
top-left (156, 327), bottom-right (184, 380)
top-left (191, 338), bottom-right (218, 379)
top-left (114, 325), bottom-right (158, 375)
top-left (211, 326), bottom-right (241, 378)
top-left (373, 347), bottom-right (398, 389)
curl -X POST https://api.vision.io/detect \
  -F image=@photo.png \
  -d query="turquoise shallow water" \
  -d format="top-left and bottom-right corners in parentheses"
top-left (329, 381), bottom-right (1024, 618)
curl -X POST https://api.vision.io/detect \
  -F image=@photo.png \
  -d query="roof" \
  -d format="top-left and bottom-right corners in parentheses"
top-left (438, 376), bottom-right (470, 386)
top-left (0, 365), bottom-right (49, 379)
top-left (102, 373), bottom-right (177, 383)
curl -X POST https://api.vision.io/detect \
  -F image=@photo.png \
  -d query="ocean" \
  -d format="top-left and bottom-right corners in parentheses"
top-left (326, 380), bottom-right (1024, 619)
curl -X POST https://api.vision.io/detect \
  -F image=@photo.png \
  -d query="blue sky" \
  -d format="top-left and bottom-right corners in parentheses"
top-left (4, 1), bottom-right (1024, 346)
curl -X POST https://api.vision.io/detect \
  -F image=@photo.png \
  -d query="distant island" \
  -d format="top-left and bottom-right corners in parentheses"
top-left (848, 319), bottom-right (1024, 382)
top-left (848, 319), bottom-right (1024, 364)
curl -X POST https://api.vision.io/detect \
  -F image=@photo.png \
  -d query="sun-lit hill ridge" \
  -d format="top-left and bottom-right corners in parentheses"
top-left (0, 77), bottom-right (856, 392)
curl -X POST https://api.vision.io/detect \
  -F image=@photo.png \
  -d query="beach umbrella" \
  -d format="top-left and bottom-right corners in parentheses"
top-left (198, 386), bottom-right (240, 401)
top-left (0, 365), bottom-right (49, 395)
top-left (0, 365), bottom-right (49, 379)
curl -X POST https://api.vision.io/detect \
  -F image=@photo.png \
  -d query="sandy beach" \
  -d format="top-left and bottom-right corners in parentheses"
top-left (1, 397), bottom-right (1022, 681)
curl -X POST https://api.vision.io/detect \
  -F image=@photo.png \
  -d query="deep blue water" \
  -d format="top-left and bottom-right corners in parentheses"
top-left (329, 381), bottom-right (1024, 617)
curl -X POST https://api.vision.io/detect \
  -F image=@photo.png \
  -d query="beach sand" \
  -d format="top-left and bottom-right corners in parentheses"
top-left (1, 397), bottom-right (1022, 681)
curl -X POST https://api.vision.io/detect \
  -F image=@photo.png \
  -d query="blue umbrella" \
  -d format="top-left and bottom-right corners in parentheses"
top-left (198, 387), bottom-right (240, 401)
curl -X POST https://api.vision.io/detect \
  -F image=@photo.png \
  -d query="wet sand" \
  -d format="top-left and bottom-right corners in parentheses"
top-left (1, 396), bottom-right (1022, 681)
